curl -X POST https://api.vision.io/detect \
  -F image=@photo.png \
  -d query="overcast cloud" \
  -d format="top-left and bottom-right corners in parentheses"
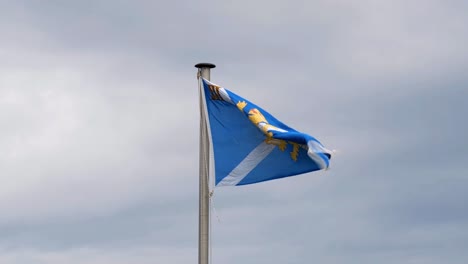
top-left (1, 0), bottom-right (467, 263)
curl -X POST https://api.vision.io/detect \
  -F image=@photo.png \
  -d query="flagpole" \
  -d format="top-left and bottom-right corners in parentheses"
top-left (195, 62), bottom-right (216, 264)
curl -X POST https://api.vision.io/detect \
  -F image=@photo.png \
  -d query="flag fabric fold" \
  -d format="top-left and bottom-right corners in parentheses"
top-left (201, 78), bottom-right (331, 186)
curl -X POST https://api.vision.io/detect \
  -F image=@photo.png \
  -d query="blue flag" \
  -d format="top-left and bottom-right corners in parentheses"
top-left (201, 78), bottom-right (331, 186)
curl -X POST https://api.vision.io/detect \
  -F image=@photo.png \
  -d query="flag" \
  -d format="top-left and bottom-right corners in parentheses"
top-left (201, 78), bottom-right (331, 186)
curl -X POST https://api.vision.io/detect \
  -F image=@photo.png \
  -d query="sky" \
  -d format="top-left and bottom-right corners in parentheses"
top-left (1, 0), bottom-right (467, 263)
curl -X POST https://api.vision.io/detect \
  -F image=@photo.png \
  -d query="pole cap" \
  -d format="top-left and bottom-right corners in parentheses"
top-left (195, 63), bottom-right (216, 69)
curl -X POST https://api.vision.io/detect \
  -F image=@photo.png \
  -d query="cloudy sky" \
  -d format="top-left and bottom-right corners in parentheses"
top-left (1, 0), bottom-right (467, 263)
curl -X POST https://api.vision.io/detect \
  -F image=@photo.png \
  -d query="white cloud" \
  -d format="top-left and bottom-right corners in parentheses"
top-left (326, 0), bottom-right (468, 80)
top-left (0, 48), bottom-right (198, 226)
top-left (0, 247), bottom-right (196, 264)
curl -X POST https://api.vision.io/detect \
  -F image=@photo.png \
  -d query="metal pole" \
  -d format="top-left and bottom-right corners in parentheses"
top-left (195, 62), bottom-right (216, 264)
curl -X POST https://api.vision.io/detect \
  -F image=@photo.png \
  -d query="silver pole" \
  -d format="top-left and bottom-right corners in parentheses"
top-left (195, 62), bottom-right (216, 264)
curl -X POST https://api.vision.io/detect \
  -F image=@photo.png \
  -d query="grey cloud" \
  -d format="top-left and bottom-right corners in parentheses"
top-left (1, 0), bottom-right (468, 263)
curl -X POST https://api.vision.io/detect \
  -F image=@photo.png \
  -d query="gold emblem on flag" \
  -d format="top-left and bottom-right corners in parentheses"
top-left (240, 105), bottom-right (303, 162)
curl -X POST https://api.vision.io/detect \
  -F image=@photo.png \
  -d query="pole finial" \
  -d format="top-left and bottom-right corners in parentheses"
top-left (195, 63), bottom-right (216, 69)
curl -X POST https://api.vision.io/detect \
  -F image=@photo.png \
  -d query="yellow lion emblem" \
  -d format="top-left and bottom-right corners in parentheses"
top-left (236, 100), bottom-right (300, 161)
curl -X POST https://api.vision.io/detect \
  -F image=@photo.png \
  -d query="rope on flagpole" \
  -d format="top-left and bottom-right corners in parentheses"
top-left (210, 191), bottom-right (221, 223)
top-left (209, 191), bottom-right (213, 264)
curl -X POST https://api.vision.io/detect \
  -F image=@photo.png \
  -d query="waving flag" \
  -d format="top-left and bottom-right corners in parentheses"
top-left (201, 78), bottom-right (331, 186)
